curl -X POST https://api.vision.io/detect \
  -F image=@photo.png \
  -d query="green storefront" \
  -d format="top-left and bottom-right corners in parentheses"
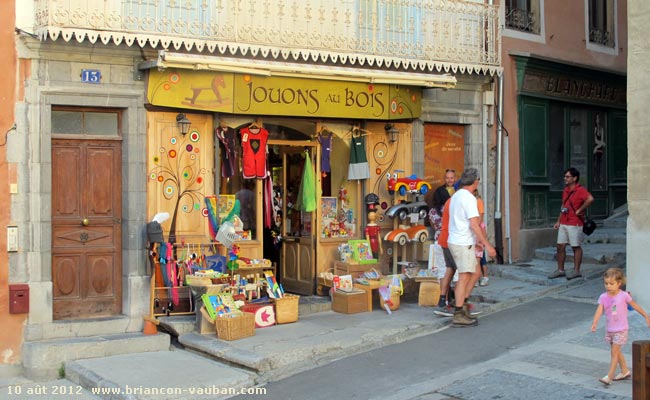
top-left (516, 56), bottom-right (627, 228)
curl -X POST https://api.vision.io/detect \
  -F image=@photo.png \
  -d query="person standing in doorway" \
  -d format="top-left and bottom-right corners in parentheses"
top-left (448, 168), bottom-right (496, 327)
top-left (549, 167), bottom-right (594, 280)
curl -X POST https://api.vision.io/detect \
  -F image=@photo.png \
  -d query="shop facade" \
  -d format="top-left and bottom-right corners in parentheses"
top-left (11, 37), bottom-right (496, 333)
top-left (7, 0), bottom-right (500, 371)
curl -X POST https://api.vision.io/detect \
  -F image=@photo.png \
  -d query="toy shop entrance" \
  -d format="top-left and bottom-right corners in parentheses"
top-left (266, 136), bottom-right (321, 296)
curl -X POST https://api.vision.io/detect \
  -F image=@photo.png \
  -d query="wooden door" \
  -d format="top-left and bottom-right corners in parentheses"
top-left (52, 139), bottom-right (122, 319)
top-left (280, 144), bottom-right (319, 295)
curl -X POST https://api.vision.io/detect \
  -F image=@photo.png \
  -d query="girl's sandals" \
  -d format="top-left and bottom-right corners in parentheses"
top-left (613, 370), bottom-right (631, 381)
top-left (599, 376), bottom-right (612, 386)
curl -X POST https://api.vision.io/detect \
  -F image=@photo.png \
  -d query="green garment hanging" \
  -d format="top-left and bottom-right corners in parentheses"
top-left (295, 152), bottom-right (316, 212)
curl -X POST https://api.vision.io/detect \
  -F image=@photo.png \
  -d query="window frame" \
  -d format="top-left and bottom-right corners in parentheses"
top-left (502, 0), bottom-right (546, 44)
top-left (585, 0), bottom-right (618, 55)
top-left (51, 106), bottom-right (122, 140)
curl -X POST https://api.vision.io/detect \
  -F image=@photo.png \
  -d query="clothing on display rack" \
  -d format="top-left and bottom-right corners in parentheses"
top-left (348, 133), bottom-right (370, 180)
top-left (240, 123), bottom-right (269, 179)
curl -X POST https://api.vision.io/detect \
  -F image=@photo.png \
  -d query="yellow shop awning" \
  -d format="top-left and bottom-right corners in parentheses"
top-left (141, 50), bottom-right (457, 89)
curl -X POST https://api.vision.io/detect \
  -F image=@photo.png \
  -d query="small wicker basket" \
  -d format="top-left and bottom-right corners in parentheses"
top-left (274, 294), bottom-right (300, 324)
top-left (215, 312), bottom-right (255, 341)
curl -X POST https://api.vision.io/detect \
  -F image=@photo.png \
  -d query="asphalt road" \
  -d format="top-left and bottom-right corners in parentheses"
top-left (233, 297), bottom-right (597, 400)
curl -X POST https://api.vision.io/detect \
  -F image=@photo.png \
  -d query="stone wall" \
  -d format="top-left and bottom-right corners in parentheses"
top-left (627, 2), bottom-right (650, 310)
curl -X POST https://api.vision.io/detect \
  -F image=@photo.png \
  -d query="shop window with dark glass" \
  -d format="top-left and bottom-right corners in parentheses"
top-left (221, 177), bottom-right (257, 240)
top-left (591, 111), bottom-right (607, 190)
top-left (505, 0), bottom-right (541, 35)
top-left (588, 0), bottom-right (615, 48)
top-left (51, 108), bottom-right (120, 136)
top-left (548, 103), bottom-right (565, 191)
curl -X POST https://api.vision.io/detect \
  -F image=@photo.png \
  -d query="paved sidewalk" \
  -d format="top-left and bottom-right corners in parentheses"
top-left (0, 241), bottom-right (628, 399)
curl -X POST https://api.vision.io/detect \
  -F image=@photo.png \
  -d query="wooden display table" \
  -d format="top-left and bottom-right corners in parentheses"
top-left (353, 280), bottom-right (386, 312)
top-left (334, 261), bottom-right (379, 278)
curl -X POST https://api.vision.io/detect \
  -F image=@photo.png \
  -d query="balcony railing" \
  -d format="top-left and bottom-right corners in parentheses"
top-left (34, 0), bottom-right (500, 74)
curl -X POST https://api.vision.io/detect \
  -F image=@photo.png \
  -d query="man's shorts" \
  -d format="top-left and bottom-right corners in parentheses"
top-left (605, 330), bottom-right (628, 345)
top-left (442, 247), bottom-right (457, 270)
top-left (557, 224), bottom-right (583, 247)
top-left (448, 243), bottom-right (477, 274)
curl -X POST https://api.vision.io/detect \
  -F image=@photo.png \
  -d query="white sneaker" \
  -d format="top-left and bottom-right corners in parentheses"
top-left (479, 277), bottom-right (489, 286)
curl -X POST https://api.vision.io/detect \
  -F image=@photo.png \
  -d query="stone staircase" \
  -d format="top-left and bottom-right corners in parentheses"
top-left (488, 208), bottom-right (627, 289)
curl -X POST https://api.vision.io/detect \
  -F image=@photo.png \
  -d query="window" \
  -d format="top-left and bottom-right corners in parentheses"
top-left (588, 0), bottom-right (615, 47)
top-left (505, 0), bottom-right (541, 35)
top-left (52, 108), bottom-right (120, 136)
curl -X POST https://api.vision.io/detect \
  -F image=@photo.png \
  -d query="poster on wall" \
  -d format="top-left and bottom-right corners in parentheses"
top-left (423, 124), bottom-right (465, 188)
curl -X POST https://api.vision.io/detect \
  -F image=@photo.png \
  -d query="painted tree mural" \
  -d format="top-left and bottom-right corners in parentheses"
top-left (149, 130), bottom-right (206, 244)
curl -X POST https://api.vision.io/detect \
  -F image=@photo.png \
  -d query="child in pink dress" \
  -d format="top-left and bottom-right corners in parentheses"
top-left (591, 267), bottom-right (650, 385)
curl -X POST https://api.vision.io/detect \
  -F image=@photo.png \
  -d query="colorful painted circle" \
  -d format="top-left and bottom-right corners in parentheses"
top-left (168, 149), bottom-right (177, 158)
top-left (163, 83), bottom-right (170, 90)
top-left (381, 201), bottom-right (388, 210)
top-left (182, 205), bottom-right (189, 212)
top-left (194, 203), bottom-right (200, 210)
top-left (153, 156), bottom-right (159, 163)
top-left (159, 147), bottom-right (165, 153)
top-left (391, 100), bottom-right (398, 113)
top-left (196, 177), bottom-right (203, 184)
top-left (202, 208), bottom-right (209, 217)
top-left (150, 173), bottom-right (157, 180)
top-left (190, 154), bottom-right (196, 160)
top-left (398, 106), bottom-right (403, 114)
top-left (194, 147), bottom-right (200, 153)
top-left (387, 247), bottom-right (393, 255)
top-left (375, 167), bottom-right (382, 175)
top-left (157, 175), bottom-right (164, 182)
top-left (165, 186), bottom-right (174, 195)
top-left (183, 171), bottom-right (190, 179)
top-left (170, 137), bottom-right (177, 145)
top-left (186, 144), bottom-right (193, 152)
top-left (377, 150), bottom-right (385, 158)
top-left (378, 215), bottom-right (385, 223)
top-left (169, 73), bottom-right (180, 84)
top-left (189, 131), bottom-right (200, 142)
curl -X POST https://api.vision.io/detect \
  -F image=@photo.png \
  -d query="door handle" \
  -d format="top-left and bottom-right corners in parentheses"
top-left (81, 218), bottom-right (90, 226)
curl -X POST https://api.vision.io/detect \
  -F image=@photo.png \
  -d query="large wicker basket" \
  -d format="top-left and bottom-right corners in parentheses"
top-left (215, 312), bottom-right (255, 341)
top-left (274, 294), bottom-right (300, 324)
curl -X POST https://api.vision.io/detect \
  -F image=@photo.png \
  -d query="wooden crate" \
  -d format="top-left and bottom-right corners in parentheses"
top-left (334, 261), bottom-right (378, 278)
top-left (215, 312), bottom-right (255, 341)
top-left (331, 289), bottom-right (369, 314)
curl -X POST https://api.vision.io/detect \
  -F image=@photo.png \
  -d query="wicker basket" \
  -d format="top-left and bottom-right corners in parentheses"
top-left (274, 294), bottom-right (300, 324)
top-left (215, 312), bottom-right (255, 341)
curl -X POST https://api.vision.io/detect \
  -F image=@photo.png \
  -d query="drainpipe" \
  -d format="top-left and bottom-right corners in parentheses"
top-left (494, 75), bottom-right (506, 264)
top-left (488, 0), bottom-right (507, 264)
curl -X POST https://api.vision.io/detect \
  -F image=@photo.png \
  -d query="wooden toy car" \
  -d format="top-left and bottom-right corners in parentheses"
top-left (386, 171), bottom-right (432, 196)
top-left (385, 201), bottom-right (429, 221)
top-left (384, 225), bottom-right (428, 245)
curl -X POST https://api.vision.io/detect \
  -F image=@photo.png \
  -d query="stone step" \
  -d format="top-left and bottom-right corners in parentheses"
top-left (64, 350), bottom-right (254, 400)
top-left (156, 296), bottom-right (332, 338)
top-left (489, 260), bottom-right (613, 285)
top-left (22, 332), bottom-right (170, 381)
top-left (533, 243), bottom-right (626, 265)
top-left (583, 228), bottom-right (626, 244)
